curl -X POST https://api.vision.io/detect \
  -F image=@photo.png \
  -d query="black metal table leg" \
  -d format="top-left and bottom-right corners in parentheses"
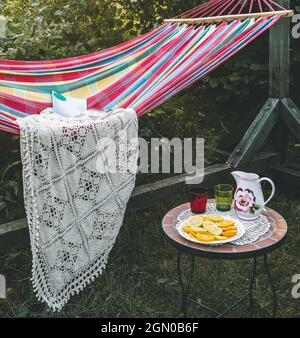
top-left (177, 251), bottom-right (195, 318)
top-left (175, 253), bottom-right (278, 318)
top-left (249, 257), bottom-right (257, 312)
top-left (263, 254), bottom-right (277, 318)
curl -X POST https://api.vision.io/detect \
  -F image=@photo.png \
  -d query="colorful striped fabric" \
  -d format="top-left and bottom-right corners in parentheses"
top-left (0, 0), bottom-right (286, 134)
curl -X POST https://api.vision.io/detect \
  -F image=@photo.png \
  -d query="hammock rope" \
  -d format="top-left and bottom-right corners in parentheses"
top-left (0, 0), bottom-right (293, 134)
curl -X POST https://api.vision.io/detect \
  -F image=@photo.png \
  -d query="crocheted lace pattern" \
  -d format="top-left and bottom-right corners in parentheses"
top-left (17, 108), bottom-right (138, 311)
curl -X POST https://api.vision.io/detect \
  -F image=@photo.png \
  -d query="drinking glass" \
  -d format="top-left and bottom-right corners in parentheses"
top-left (214, 184), bottom-right (234, 212)
top-left (188, 186), bottom-right (208, 214)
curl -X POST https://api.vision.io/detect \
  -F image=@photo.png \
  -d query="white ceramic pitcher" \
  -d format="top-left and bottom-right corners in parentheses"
top-left (232, 171), bottom-right (275, 221)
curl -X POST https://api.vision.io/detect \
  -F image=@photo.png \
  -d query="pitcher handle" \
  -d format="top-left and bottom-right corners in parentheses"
top-left (259, 177), bottom-right (275, 206)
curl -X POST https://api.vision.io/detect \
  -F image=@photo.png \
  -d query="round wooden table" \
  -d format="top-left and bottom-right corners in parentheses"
top-left (162, 200), bottom-right (287, 318)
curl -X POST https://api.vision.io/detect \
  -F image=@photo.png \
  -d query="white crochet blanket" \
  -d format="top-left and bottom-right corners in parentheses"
top-left (17, 108), bottom-right (138, 311)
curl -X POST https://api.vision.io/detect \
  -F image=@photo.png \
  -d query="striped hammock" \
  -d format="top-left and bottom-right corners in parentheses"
top-left (0, 0), bottom-right (291, 134)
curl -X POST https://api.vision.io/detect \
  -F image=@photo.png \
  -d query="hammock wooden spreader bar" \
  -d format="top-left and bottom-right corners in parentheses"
top-left (165, 10), bottom-right (294, 25)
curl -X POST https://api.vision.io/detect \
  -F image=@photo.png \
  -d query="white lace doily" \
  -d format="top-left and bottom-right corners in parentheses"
top-left (175, 203), bottom-right (271, 246)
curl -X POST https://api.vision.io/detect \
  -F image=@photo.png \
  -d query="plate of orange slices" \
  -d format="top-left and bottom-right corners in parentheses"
top-left (176, 214), bottom-right (245, 246)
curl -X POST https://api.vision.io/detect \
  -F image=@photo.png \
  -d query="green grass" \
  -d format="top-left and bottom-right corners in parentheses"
top-left (0, 191), bottom-right (300, 318)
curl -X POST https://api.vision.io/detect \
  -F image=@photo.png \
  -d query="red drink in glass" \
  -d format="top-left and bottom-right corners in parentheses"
top-left (188, 187), bottom-right (208, 214)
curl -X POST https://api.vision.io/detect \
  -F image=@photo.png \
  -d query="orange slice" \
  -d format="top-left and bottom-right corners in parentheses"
top-left (206, 226), bottom-right (222, 236)
top-left (190, 226), bottom-right (208, 234)
top-left (215, 235), bottom-right (228, 241)
top-left (221, 225), bottom-right (237, 232)
top-left (189, 232), bottom-right (198, 240)
top-left (209, 214), bottom-right (224, 222)
top-left (219, 220), bottom-right (234, 228)
top-left (183, 226), bottom-right (191, 234)
top-left (196, 233), bottom-right (215, 242)
top-left (222, 230), bottom-right (237, 238)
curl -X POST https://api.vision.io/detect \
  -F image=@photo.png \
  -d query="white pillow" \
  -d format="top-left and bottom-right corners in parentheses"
top-left (52, 91), bottom-right (87, 118)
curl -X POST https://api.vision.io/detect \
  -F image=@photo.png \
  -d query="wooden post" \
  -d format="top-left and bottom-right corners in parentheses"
top-left (269, 0), bottom-right (290, 163)
top-left (269, 0), bottom-right (290, 98)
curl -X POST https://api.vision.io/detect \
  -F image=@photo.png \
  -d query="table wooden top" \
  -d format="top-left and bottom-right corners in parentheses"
top-left (162, 200), bottom-right (288, 260)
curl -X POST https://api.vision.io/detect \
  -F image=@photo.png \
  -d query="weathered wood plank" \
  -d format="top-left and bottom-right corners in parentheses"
top-left (228, 98), bottom-right (280, 167)
top-left (270, 114), bottom-right (289, 164)
top-left (0, 218), bottom-right (30, 251)
top-left (0, 152), bottom-right (280, 252)
top-left (164, 10), bottom-right (294, 25)
top-left (268, 1), bottom-right (291, 163)
top-left (129, 163), bottom-right (231, 211)
top-left (269, 0), bottom-right (291, 98)
top-left (288, 162), bottom-right (300, 171)
top-left (281, 98), bottom-right (300, 143)
top-left (270, 166), bottom-right (300, 189)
